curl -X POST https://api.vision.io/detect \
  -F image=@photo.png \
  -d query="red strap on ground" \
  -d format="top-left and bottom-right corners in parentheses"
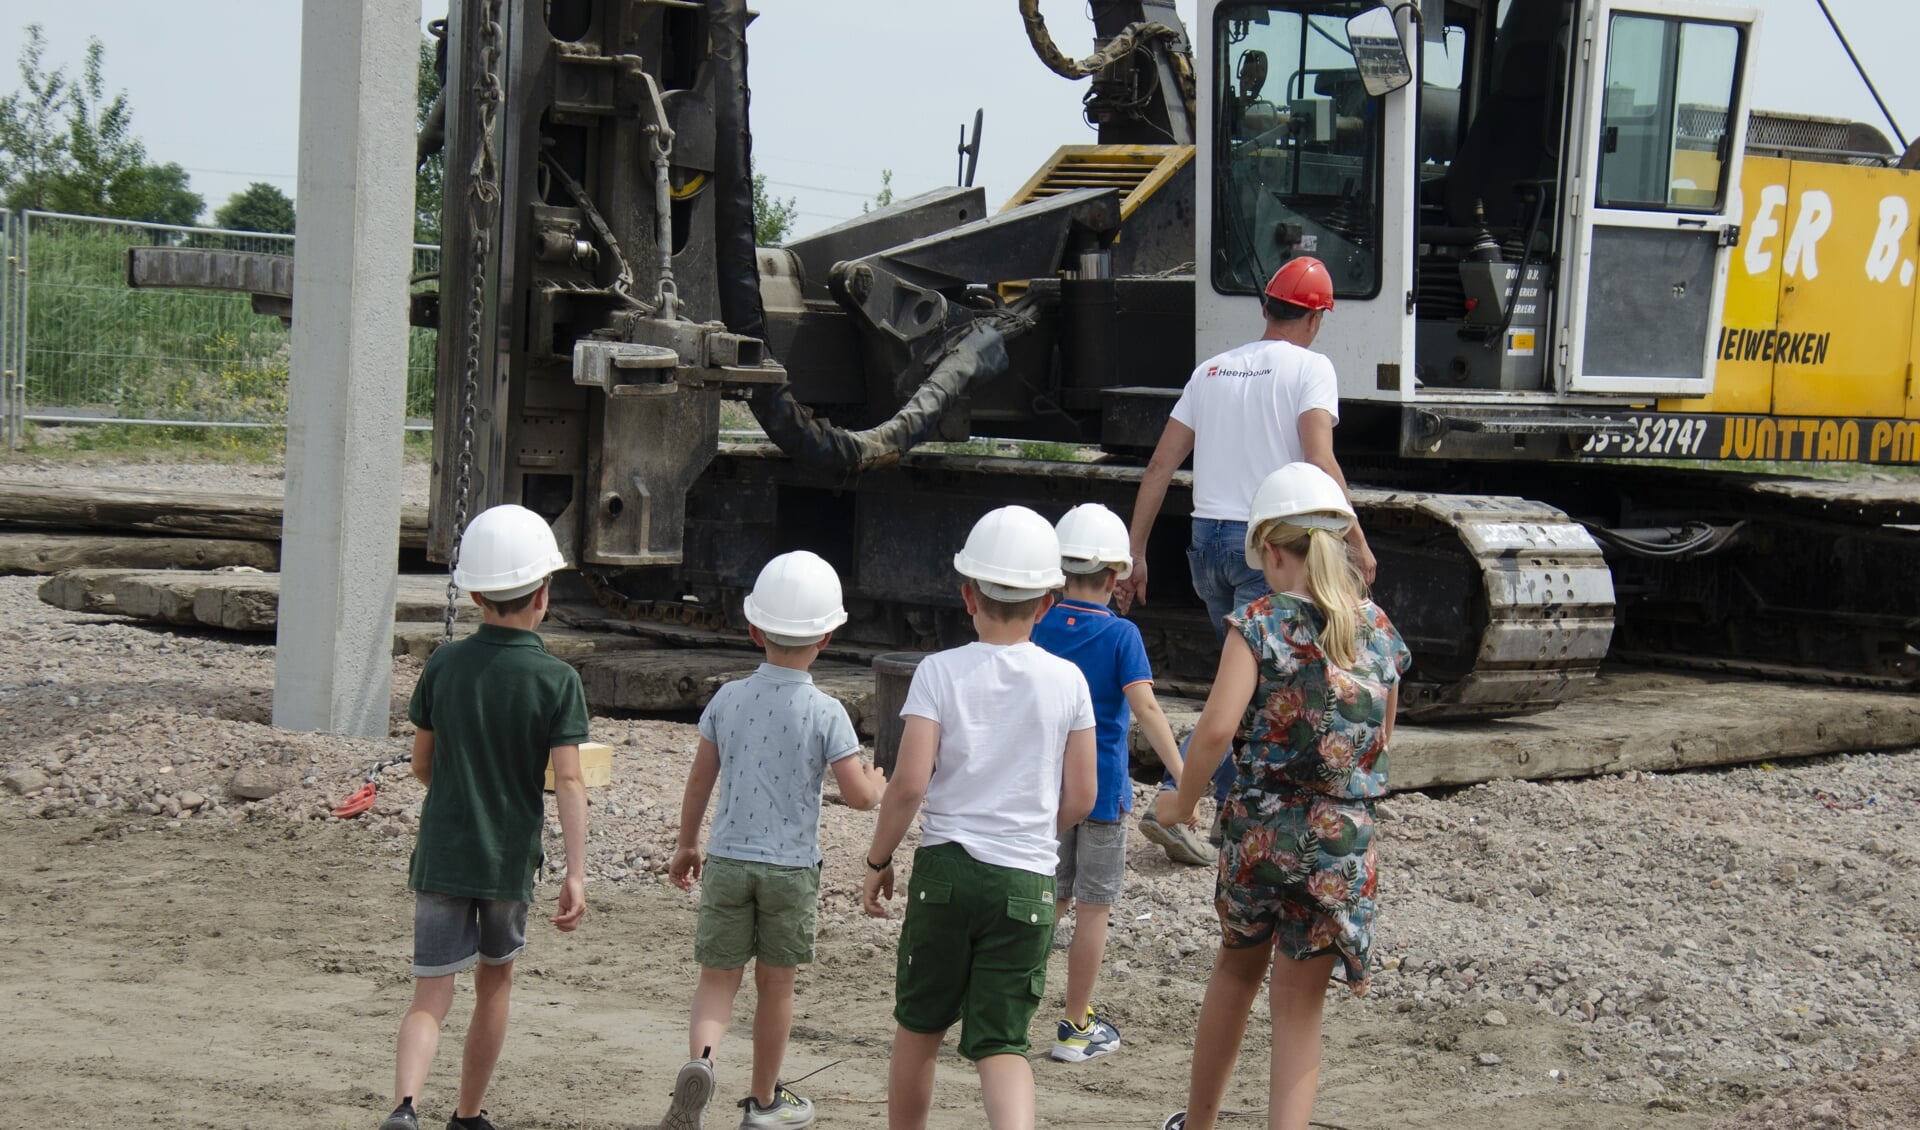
top-left (331, 782), bottom-right (378, 819)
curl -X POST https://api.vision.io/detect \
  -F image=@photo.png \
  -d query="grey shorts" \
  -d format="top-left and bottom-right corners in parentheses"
top-left (1056, 818), bottom-right (1126, 906)
top-left (412, 890), bottom-right (530, 977)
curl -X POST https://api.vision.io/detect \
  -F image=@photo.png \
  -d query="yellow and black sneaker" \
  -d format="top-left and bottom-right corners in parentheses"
top-left (1050, 1009), bottom-right (1122, 1063)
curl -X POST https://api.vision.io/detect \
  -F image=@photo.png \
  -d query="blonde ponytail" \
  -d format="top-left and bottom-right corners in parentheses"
top-left (1303, 527), bottom-right (1363, 669)
top-left (1255, 519), bottom-right (1365, 669)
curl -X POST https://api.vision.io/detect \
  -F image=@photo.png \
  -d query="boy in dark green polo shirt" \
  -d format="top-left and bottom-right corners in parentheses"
top-left (379, 505), bottom-right (591, 1130)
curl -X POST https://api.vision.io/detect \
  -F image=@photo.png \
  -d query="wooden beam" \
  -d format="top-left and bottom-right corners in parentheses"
top-left (0, 480), bottom-right (429, 548)
top-left (0, 533), bottom-right (278, 575)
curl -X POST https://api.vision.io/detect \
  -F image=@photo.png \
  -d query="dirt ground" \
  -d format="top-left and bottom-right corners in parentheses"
top-left (2, 454), bottom-right (1918, 1128)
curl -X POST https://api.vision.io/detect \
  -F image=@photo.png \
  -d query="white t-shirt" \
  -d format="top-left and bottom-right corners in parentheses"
top-left (900, 641), bottom-right (1096, 875)
top-left (1169, 338), bottom-right (1341, 521)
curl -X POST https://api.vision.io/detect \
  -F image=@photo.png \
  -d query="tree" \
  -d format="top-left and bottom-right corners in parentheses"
top-left (752, 165), bottom-right (796, 246)
top-left (0, 25), bottom-right (70, 211)
top-left (215, 181), bottom-right (295, 234)
top-left (0, 25), bottom-right (202, 224)
top-left (101, 161), bottom-right (202, 226)
top-left (415, 35), bottom-right (442, 243)
top-left (861, 169), bottom-right (895, 214)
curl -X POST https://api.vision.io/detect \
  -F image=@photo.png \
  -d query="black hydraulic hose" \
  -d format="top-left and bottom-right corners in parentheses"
top-left (707, 0), bottom-right (766, 342)
top-left (754, 320), bottom-right (1017, 472)
top-left (705, 0), bottom-right (1014, 472)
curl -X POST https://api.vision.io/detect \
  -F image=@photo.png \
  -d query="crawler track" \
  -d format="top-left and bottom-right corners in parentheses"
top-left (584, 445), bottom-right (1618, 722)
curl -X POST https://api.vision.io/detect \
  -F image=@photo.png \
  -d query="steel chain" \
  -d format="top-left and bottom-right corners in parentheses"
top-left (444, 0), bottom-right (505, 641)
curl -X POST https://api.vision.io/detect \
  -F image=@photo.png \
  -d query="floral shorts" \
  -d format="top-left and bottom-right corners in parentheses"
top-left (1214, 790), bottom-right (1378, 994)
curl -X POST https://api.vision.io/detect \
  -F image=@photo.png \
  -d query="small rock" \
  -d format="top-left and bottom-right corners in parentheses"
top-left (1484, 1009), bottom-right (1509, 1027)
top-left (1476, 1052), bottom-right (1503, 1067)
top-left (4, 768), bottom-right (49, 795)
top-left (179, 791), bottom-right (207, 811)
top-left (228, 764), bottom-right (297, 800)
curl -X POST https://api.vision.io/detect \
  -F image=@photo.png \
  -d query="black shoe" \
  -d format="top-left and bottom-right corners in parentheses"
top-left (447, 1113), bottom-right (497, 1130)
top-left (378, 1100), bottom-right (419, 1130)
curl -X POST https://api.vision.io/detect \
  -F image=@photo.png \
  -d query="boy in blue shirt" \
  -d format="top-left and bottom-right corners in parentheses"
top-left (1033, 503), bottom-right (1188, 1063)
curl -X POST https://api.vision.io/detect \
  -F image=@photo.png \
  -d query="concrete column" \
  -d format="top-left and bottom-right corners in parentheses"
top-left (274, 0), bottom-right (422, 736)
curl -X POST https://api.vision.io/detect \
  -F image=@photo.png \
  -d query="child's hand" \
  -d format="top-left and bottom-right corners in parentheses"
top-left (864, 761), bottom-right (889, 792)
top-left (1155, 789), bottom-right (1193, 830)
top-left (550, 875), bottom-right (586, 931)
top-left (669, 846), bottom-right (702, 890)
top-left (861, 861), bottom-right (895, 918)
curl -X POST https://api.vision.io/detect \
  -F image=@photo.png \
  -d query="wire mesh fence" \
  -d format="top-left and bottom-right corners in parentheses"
top-left (2, 210), bottom-right (439, 444)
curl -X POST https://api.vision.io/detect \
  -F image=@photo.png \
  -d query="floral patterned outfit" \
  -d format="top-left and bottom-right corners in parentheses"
top-left (1214, 593), bottom-right (1411, 994)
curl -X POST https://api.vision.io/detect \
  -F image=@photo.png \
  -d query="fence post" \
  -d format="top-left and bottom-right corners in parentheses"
top-left (2, 211), bottom-right (22, 450)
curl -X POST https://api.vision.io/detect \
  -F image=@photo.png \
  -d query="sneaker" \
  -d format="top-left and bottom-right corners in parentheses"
top-left (446, 1114), bottom-right (497, 1130)
top-left (660, 1057), bottom-right (715, 1130)
top-left (1161, 1113), bottom-right (1187, 1130)
top-left (377, 1100), bottom-right (419, 1130)
top-left (1050, 1011), bottom-right (1121, 1063)
top-left (736, 1084), bottom-right (815, 1128)
top-left (1138, 807), bottom-right (1212, 867)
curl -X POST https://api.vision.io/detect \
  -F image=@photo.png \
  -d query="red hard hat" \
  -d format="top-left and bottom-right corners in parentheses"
top-left (1263, 257), bottom-right (1335, 312)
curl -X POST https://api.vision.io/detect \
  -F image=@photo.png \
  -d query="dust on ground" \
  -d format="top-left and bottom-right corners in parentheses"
top-left (1, 452), bottom-right (1917, 1129)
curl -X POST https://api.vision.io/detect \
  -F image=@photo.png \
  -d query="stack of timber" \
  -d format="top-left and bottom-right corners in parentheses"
top-left (0, 479), bottom-right (428, 576)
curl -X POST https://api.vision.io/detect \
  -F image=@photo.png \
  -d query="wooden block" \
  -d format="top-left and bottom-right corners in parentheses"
top-left (391, 621), bottom-right (659, 661)
top-left (0, 478), bottom-right (430, 548)
top-left (546, 741), bottom-right (613, 790)
top-left (572, 649), bottom-right (871, 715)
top-left (38, 568), bottom-right (152, 613)
top-left (0, 532), bottom-right (278, 575)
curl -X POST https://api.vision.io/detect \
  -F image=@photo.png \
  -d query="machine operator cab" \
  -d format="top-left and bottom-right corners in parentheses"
top-left (1196, 0), bottom-right (1758, 456)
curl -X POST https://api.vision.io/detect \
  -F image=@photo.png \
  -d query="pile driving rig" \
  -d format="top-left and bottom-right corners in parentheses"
top-left (422, 0), bottom-right (1920, 719)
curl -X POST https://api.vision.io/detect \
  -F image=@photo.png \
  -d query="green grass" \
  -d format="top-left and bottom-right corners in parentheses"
top-left (18, 217), bottom-right (439, 427)
top-left (9, 421), bottom-right (437, 465)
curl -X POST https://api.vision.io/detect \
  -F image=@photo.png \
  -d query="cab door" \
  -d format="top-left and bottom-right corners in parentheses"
top-left (1561, 0), bottom-right (1757, 395)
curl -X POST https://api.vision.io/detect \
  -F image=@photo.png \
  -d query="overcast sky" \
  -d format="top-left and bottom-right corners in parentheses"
top-left (2, 1), bottom-right (1913, 236)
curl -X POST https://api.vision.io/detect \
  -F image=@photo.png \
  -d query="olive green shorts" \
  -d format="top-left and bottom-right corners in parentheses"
top-left (694, 855), bottom-right (820, 969)
top-left (893, 842), bottom-right (1056, 1060)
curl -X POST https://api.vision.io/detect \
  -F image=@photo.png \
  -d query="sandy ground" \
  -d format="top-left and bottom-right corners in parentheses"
top-left (2, 451), bottom-right (1918, 1129)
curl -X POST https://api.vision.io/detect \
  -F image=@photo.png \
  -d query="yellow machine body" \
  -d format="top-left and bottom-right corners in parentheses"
top-left (1661, 154), bottom-right (1920, 462)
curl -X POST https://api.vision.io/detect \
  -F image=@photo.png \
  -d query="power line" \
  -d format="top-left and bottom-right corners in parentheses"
top-left (764, 178), bottom-right (875, 199)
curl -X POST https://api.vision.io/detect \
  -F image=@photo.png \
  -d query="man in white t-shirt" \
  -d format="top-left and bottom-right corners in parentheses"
top-left (1118, 257), bottom-right (1375, 863)
top-left (862, 505), bottom-right (1097, 1130)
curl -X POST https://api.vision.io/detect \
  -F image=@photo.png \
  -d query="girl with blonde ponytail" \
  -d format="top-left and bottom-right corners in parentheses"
top-left (1155, 464), bottom-right (1411, 1130)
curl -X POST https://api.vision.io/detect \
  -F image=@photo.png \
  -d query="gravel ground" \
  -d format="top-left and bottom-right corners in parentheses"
top-left (2, 452), bottom-right (1917, 1127)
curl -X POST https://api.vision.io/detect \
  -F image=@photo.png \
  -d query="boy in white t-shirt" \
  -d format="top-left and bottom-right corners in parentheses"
top-left (862, 505), bottom-right (1097, 1130)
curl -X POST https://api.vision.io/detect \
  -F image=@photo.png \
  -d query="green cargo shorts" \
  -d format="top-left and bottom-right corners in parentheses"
top-left (893, 842), bottom-right (1055, 1060)
top-left (694, 855), bottom-right (820, 968)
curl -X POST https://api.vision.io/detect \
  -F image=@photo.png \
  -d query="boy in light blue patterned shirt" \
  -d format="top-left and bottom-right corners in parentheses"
top-left (663, 551), bottom-right (887, 1130)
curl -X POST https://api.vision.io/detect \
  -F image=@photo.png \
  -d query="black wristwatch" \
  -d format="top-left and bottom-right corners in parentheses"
top-left (866, 855), bottom-right (892, 872)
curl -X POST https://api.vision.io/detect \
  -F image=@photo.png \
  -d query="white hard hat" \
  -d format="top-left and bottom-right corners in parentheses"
top-left (743, 550), bottom-right (849, 646)
top-left (1054, 503), bottom-right (1133, 579)
top-left (954, 505), bottom-right (1065, 601)
top-left (453, 504), bottom-right (568, 599)
top-left (1244, 463), bottom-right (1356, 568)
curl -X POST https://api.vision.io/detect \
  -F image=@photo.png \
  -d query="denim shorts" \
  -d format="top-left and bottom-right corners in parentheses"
top-left (1056, 818), bottom-right (1126, 905)
top-left (412, 890), bottom-right (529, 977)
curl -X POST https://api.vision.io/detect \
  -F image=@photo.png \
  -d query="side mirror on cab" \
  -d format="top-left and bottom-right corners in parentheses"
top-left (1346, 6), bottom-right (1413, 97)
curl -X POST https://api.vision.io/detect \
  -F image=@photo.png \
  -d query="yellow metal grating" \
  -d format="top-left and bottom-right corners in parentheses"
top-left (1000, 144), bottom-right (1195, 218)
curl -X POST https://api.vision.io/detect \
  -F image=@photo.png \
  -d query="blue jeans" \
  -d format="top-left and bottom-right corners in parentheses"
top-left (1161, 518), bottom-right (1271, 805)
